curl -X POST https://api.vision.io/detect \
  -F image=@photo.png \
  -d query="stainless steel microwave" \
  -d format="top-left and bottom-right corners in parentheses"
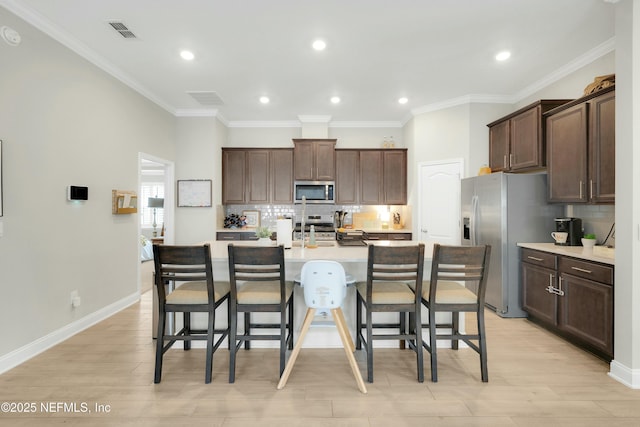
top-left (294, 181), bottom-right (335, 204)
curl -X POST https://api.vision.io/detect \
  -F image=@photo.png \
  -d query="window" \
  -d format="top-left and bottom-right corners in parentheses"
top-left (140, 183), bottom-right (165, 230)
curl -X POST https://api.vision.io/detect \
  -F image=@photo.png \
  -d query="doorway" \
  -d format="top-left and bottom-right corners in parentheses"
top-left (417, 159), bottom-right (464, 246)
top-left (138, 153), bottom-right (175, 294)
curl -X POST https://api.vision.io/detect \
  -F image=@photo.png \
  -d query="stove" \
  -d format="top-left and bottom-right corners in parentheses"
top-left (294, 214), bottom-right (336, 241)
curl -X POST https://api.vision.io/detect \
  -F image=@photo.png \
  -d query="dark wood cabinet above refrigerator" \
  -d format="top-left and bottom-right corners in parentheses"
top-left (487, 99), bottom-right (571, 173)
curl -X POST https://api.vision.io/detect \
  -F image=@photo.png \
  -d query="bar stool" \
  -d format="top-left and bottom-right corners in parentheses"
top-left (277, 260), bottom-right (367, 393)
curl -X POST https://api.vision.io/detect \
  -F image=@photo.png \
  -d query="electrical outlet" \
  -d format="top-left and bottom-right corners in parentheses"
top-left (70, 290), bottom-right (81, 308)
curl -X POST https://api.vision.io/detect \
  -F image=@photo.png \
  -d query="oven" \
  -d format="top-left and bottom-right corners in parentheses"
top-left (293, 215), bottom-right (336, 241)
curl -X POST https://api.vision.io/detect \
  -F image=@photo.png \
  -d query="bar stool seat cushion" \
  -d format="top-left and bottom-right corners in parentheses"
top-left (166, 281), bottom-right (230, 304)
top-left (237, 281), bottom-right (293, 304)
top-left (356, 281), bottom-right (415, 304)
top-left (409, 280), bottom-right (477, 304)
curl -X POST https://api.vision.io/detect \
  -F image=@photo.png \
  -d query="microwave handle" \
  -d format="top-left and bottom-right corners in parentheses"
top-left (325, 184), bottom-right (329, 200)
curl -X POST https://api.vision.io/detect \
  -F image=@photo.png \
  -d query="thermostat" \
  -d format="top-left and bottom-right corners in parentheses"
top-left (67, 186), bottom-right (88, 201)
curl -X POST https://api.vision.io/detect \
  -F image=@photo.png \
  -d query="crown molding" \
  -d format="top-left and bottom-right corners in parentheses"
top-left (513, 37), bottom-right (616, 102)
top-left (227, 121), bottom-right (302, 128)
top-left (329, 121), bottom-right (403, 128)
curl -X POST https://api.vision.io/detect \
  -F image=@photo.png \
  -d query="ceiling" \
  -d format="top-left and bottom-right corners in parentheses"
top-left (2, 0), bottom-right (616, 125)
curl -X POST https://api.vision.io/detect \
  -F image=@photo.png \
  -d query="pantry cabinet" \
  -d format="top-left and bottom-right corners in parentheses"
top-left (546, 87), bottom-right (615, 204)
top-left (520, 247), bottom-right (613, 360)
top-left (488, 100), bottom-right (571, 173)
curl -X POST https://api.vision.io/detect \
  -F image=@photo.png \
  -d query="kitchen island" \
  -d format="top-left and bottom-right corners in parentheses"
top-left (166, 239), bottom-right (436, 349)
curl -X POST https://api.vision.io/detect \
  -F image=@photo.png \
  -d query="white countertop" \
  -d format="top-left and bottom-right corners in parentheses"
top-left (517, 242), bottom-right (615, 265)
top-left (205, 239), bottom-right (432, 263)
top-left (216, 228), bottom-right (412, 234)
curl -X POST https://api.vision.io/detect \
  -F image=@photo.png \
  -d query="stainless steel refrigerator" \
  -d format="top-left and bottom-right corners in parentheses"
top-left (461, 172), bottom-right (561, 318)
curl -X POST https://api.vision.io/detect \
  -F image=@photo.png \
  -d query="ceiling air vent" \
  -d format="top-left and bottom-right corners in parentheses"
top-left (108, 21), bottom-right (137, 39)
top-left (187, 91), bottom-right (225, 106)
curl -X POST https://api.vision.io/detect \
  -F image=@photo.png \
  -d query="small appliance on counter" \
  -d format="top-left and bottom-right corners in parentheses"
top-left (554, 217), bottom-right (583, 246)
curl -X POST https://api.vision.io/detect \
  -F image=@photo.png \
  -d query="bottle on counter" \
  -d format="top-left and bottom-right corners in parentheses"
top-left (309, 225), bottom-right (316, 246)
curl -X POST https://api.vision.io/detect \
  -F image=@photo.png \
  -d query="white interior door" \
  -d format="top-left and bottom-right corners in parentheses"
top-left (418, 159), bottom-right (463, 245)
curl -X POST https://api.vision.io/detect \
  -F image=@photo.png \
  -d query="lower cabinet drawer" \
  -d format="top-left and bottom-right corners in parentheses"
top-left (559, 257), bottom-right (613, 285)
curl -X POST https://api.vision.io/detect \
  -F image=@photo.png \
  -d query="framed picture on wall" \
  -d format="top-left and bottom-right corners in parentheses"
top-left (0, 140), bottom-right (3, 217)
top-left (177, 179), bottom-right (212, 207)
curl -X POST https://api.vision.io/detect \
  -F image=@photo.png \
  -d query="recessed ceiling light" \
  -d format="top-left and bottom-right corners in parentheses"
top-left (312, 39), bottom-right (326, 51)
top-left (495, 51), bottom-right (511, 61)
top-left (398, 97), bottom-right (408, 105)
top-left (259, 96), bottom-right (270, 104)
top-left (331, 96), bottom-right (341, 104)
top-left (180, 50), bottom-right (195, 60)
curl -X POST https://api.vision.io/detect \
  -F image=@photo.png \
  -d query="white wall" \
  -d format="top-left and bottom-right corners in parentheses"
top-left (608, 0), bottom-right (640, 387)
top-left (0, 8), bottom-right (175, 363)
top-left (174, 117), bottom-right (227, 244)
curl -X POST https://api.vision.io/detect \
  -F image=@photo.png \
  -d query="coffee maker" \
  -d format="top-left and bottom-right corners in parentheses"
top-left (554, 218), bottom-right (583, 246)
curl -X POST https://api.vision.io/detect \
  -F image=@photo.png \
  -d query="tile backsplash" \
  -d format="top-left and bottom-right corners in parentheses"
top-left (567, 204), bottom-right (615, 247)
top-left (223, 204), bottom-right (410, 229)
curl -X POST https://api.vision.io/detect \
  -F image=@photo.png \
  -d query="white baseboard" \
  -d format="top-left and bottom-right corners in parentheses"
top-left (609, 360), bottom-right (640, 389)
top-left (0, 292), bottom-right (140, 375)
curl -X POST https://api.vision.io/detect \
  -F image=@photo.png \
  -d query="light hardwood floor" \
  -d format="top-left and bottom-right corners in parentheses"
top-left (1, 290), bottom-right (639, 426)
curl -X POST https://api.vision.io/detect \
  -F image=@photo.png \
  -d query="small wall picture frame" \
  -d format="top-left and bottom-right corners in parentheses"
top-left (177, 179), bottom-right (212, 207)
top-left (242, 210), bottom-right (260, 228)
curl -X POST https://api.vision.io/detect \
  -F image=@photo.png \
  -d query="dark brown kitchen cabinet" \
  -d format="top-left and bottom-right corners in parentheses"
top-left (270, 149), bottom-right (294, 204)
top-left (335, 150), bottom-right (359, 204)
top-left (222, 149), bottom-right (246, 204)
top-left (520, 247), bottom-right (614, 360)
top-left (222, 148), bottom-right (293, 205)
top-left (293, 139), bottom-right (336, 181)
top-left (359, 149), bottom-right (407, 205)
top-left (521, 249), bottom-right (558, 325)
top-left (216, 231), bottom-right (259, 241)
top-left (488, 100), bottom-right (571, 173)
top-left (546, 87), bottom-right (615, 204)
top-left (359, 150), bottom-right (384, 204)
top-left (365, 232), bottom-right (412, 241)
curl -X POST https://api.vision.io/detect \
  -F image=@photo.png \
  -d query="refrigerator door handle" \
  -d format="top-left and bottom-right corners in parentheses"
top-left (470, 195), bottom-right (479, 246)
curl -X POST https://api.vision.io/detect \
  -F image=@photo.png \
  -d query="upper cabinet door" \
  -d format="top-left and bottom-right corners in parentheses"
top-left (271, 149), bottom-right (294, 204)
top-left (222, 150), bottom-right (246, 204)
top-left (315, 140), bottom-right (336, 181)
top-left (246, 150), bottom-right (270, 204)
top-left (589, 91), bottom-right (615, 204)
top-left (489, 120), bottom-right (510, 172)
top-left (510, 106), bottom-right (541, 170)
top-left (293, 140), bottom-right (315, 181)
top-left (335, 150), bottom-right (359, 204)
top-left (547, 103), bottom-right (588, 203)
top-left (383, 150), bottom-right (407, 204)
top-left (293, 139), bottom-right (336, 181)
top-left (359, 151), bottom-right (383, 204)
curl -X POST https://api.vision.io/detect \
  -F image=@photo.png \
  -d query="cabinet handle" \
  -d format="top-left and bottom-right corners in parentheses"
top-left (509, 154), bottom-right (513, 167)
top-left (571, 266), bottom-right (592, 274)
top-left (557, 277), bottom-right (565, 296)
top-left (504, 155), bottom-right (507, 169)
top-left (579, 181), bottom-right (583, 199)
top-left (527, 256), bottom-right (544, 262)
top-left (590, 179), bottom-right (594, 199)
